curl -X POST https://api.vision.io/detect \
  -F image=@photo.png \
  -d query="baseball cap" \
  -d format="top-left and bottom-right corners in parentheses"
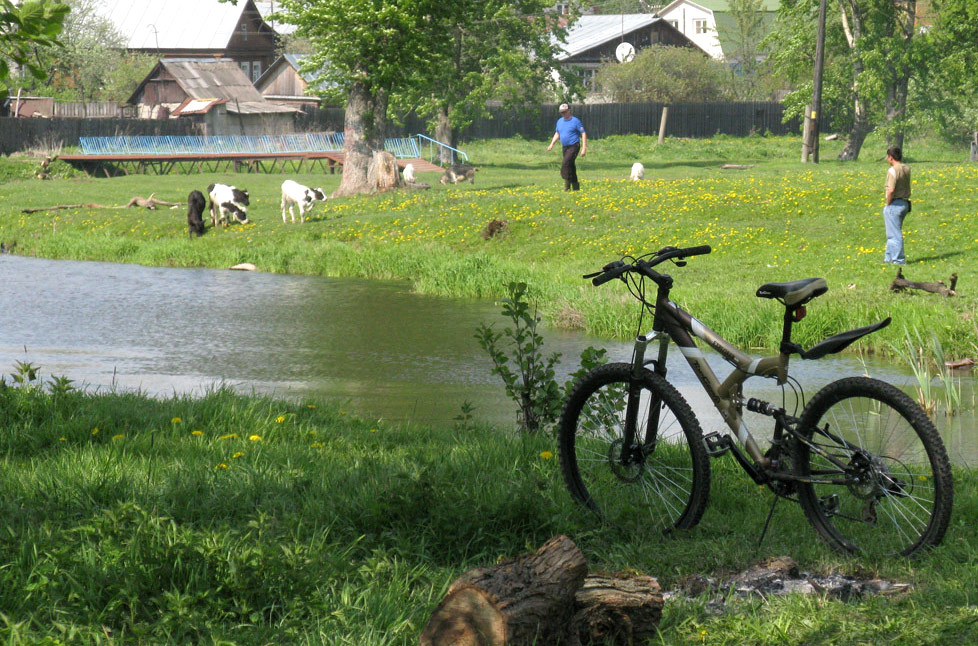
top-left (558, 103), bottom-right (569, 112)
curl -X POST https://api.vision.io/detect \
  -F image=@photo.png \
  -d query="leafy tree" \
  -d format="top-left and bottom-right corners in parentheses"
top-left (0, 0), bottom-right (69, 100)
top-left (594, 45), bottom-right (730, 102)
top-left (717, 0), bottom-right (769, 99)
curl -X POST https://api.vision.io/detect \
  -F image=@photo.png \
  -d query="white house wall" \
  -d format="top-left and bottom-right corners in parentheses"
top-left (657, 1), bottom-right (724, 59)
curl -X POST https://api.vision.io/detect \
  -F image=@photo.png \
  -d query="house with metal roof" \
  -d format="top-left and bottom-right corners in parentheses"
top-left (655, 0), bottom-right (779, 60)
top-left (93, 0), bottom-right (283, 84)
top-left (254, 54), bottom-right (324, 109)
top-left (556, 14), bottom-right (702, 92)
top-left (127, 58), bottom-right (298, 136)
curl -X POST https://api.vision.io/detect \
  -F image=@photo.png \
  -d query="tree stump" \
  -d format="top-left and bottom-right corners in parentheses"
top-left (367, 150), bottom-right (402, 193)
top-left (573, 572), bottom-right (663, 646)
top-left (419, 535), bottom-right (588, 646)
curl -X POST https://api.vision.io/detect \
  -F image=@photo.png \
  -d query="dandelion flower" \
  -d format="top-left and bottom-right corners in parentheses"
top-left (92, 428), bottom-right (99, 435)
top-left (370, 428), bottom-right (378, 433)
top-left (112, 434), bottom-right (124, 441)
top-left (59, 437), bottom-right (67, 442)
top-left (539, 450), bottom-right (554, 460)
top-left (191, 430), bottom-right (203, 436)
top-left (218, 433), bottom-right (238, 440)
top-left (216, 463), bottom-right (229, 470)
top-left (248, 434), bottom-right (261, 442)
top-left (310, 442), bottom-right (323, 448)
top-left (171, 417), bottom-right (182, 424)
top-left (275, 415), bottom-right (286, 423)
top-left (232, 451), bottom-right (244, 459)
top-left (307, 404), bottom-right (316, 409)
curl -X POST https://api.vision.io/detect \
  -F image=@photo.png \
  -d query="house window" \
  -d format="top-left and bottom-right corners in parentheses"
top-left (554, 3), bottom-right (570, 14)
top-left (668, 19), bottom-right (679, 29)
top-left (241, 22), bottom-right (248, 40)
top-left (694, 19), bottom-right (709, 34)
top-left (240, 61), bottom-right (251, 78)
top-left (576, 67), bottom-right (598, 91)
top-left (252, 61), bottom-right (262, 83)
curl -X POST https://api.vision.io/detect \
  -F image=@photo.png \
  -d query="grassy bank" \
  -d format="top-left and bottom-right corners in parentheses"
top-left (1, 379), bottom-right (976, 644)
top-left (1, 133), bottom-right (976, 357)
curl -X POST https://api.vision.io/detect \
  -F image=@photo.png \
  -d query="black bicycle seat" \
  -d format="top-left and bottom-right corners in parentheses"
top-left (755, 278), bottom-right (827, 306)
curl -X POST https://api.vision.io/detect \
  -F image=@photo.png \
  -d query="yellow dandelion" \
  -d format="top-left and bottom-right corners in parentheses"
top-left (112, 434), bottom-right (124, 441)
top-left (307, 404), bottom-right (316, 409)
top-left (539, 450), bottom-right (554, 460)
top-left (232, 451), bottom-right (244, 459)
top-left (218, 433), bottom-right (238, 440)
top-left (248, 434), bottom-right (261, 442)
top-left (310, 442), bottom-right (323, 448)
top-left (216, 463), bottom-right (229, 470)
top-left (370, 428), bottom-right (378, 433)
top-left (191, 430), bottom-right (203, 436)
top-left (91, 428), bottom-right (99, 435)
top-left (171, 417), bottom-right (182, 424)
top-left (275, 415), bottom-right (286, 423)
top-left (59, 437), bottom-right (67, 442)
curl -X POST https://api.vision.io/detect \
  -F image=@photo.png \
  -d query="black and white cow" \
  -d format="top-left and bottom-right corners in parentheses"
top-left (207, 183), bottom-right (250, 229)
top-left (280, 179), bottom-right (327, 224)
top-left (187, 189), bottom-right (207, 238)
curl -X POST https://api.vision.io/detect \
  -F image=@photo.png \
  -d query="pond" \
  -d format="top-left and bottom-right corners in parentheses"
top-left (1, 255), bottom-right (974, 465)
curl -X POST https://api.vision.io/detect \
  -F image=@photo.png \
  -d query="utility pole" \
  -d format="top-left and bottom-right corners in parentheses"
top-left (809, 0), bottom-right (828, 163)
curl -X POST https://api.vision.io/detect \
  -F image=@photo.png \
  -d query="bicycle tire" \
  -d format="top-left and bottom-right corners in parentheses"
top-left (793, 376), bottom-right (953, 557)
top-left (558, 363), bottom-right (711, 532)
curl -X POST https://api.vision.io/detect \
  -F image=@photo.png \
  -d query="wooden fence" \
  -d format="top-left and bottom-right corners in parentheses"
top-left (298, 101), bottom-right (802, 141)
top-left (0, 118), bottom-right (196, 156)
top-left (52, 102), bottom-right (122, 119)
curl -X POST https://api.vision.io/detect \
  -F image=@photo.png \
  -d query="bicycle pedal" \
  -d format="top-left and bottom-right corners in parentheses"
top-left (703, 432), bottom-right (732, 457)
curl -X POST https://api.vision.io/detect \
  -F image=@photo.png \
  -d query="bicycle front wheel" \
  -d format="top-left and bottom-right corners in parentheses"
top-left (793, 377), bottom-right (953, 557)
top-left (558, 363), bottom-right (711, 532)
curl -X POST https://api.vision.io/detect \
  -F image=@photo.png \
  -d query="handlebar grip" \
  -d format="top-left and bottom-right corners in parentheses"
top-left (678, 245), bottom-right (712, 257)
top-left (592, 263), bottom-right (630, 286)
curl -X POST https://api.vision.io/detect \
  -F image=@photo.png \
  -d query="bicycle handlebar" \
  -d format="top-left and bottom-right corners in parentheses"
top-left (585, 245), bottom-right (711, 286)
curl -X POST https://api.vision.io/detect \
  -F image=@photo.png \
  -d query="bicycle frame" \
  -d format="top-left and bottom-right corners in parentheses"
top-left (635, 284), bottom-right (789, 467)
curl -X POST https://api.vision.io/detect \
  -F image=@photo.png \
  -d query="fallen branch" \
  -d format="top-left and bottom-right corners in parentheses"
top-left (944, 358), bottom-right (975, 370)
top-left (22, 194), bottom-right (185, 213)
top-left (720, 164), bottom-right (754, 170)
top-left (889, 268), bottom-right (957, 296)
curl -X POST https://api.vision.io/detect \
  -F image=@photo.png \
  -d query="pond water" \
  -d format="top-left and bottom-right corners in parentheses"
top-left (1, 255), bottom-right (974, 465)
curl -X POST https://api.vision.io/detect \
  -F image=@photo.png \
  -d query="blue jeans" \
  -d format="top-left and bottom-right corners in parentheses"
top-left (883, 199), bottom-right (910, 264)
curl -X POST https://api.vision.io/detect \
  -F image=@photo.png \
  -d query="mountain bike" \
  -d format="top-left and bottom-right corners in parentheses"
top-left (558, 245), bottom-right (953, 556)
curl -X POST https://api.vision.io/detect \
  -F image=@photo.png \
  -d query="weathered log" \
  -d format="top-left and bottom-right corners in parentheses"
top-left (889, 268), bottom-right (957, 296)
top-left (419, 535), bottom-right (588, 646)
top-left (366, 150), bottom-right (402, 193)
top-left (573, 572), bottom-right (663, 646)
top-left (22, 195), bottom-right (184, 213)
top-left (404, 181), bottom-right (431, 190)
top-left (720, 164), bottom-right (754, 170)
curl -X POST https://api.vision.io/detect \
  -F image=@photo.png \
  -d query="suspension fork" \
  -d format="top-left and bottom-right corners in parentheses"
top-left (619, 331), bottom-right (669, 462)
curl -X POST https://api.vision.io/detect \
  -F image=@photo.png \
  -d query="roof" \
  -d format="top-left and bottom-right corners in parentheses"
top-left (255, 53), bottom-right (333, 92)
top-left (92, 0), bottom-right (285, 50)
top-left (556, 14), bottom-right (661, 60)
top-left (657, 0), bottom-right (780, 14)
top-left (130, 59), bottom-right (297, 113)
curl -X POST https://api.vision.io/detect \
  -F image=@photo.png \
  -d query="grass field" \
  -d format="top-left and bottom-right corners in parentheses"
top-left (0, 133), bottom-right (976, 358)
top-left (0, 378), bottom-right (976, 644)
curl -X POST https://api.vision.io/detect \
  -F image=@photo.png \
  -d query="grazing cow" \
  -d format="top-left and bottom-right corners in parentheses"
top-left (402, 163), bottom-right (416, 184)
top-left (280, 179), bottom-right (327, 224)
top-left (440, 164), bottom-right (478, 185)
top-left (207, 183), bottom-right (250, 229)
top-left (187, 190), bottom-right (207, 238)
top-left (630, 162), bottom-right (645, 181)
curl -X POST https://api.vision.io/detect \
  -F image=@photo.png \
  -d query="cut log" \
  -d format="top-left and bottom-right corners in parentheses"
top-left (889, 268), bottom-right (957, 296)
top-left (366, 150), bottom-right (402, 193)
top-left (573, 572), bottom-right (663, 646)
top-left (419, 535), bottom-right (588, 646)
top-left (720, 164), bottom-right (754, 170)
top-left (22, 195), bottom-right (185, 213)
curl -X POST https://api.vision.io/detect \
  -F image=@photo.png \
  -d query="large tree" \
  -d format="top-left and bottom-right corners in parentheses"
top-left (0, 0), bottom-right (69, 100)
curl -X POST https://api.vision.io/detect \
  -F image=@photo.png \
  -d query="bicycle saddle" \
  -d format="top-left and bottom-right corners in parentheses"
top-left (755, 277), bottom-right (827, 306)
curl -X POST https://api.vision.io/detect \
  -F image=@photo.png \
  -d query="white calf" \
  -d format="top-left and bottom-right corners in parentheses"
top-left (630, 162), bottom-right (645, 182)
top-left (281, 179), bottom-right (327, 224)
top-left (207, 183), bottom-right (250, 229)
top-left (402, 163), bottom-right (416, 184)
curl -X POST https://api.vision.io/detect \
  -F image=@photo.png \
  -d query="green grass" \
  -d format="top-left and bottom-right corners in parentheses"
top-left (0, 378), bottom-right (976, 644)
top-left (1, 132), bottom-right (976, 357)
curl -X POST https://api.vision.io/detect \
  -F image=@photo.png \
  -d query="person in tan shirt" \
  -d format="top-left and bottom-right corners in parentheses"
top-left (883, 146), bottom-right (911, 264)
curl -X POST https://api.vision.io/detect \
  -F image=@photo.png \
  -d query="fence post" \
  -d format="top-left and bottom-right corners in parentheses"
top-left (658, 106), bottom-right (669, 144)
top-left (801, 105), bottom-right (812, 162)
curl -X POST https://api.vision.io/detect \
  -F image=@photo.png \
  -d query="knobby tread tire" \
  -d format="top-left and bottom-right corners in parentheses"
top-left (794, 376), bottom-right (953, 556)
top-left (558, 363), bottom-right (711, 532)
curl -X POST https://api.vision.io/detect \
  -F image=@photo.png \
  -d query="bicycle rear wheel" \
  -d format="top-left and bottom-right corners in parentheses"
top-left (558, 363), bottom-right (711, 532)
top-left (793, 377), bottom-right (953, 557)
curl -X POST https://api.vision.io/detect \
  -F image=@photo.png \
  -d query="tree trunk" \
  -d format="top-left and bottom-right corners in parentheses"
top-left (838, 0), bottom-right (872, 161)
top-left (572, 572), bottom-right (663, 646)
top-left (885, 0), bottom-right (916, 150)
top-left (333, 78), bottom-right (390, 197)
top-left (367, 150), bottom-right (402, 193)
top-left (434, 106), bottom-right (454, 166)
top-left (419, 535), bottom-right (588, 646)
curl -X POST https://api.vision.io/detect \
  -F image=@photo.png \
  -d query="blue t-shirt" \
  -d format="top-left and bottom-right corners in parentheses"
top-left (555, 116), bottom-right (585, 146)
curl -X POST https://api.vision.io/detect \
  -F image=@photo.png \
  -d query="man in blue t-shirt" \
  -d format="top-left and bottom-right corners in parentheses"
top-left (547, 103), bottom-right (587, 191)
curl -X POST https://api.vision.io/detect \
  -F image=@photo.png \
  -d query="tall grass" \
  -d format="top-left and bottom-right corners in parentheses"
top-left (893, 326), bottom-right (963, 416)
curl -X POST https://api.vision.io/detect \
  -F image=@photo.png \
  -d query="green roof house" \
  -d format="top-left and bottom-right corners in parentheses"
top-left (655, 0), bottom-right (779, 61)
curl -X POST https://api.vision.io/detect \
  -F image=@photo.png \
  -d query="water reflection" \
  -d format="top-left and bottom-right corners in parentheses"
top-left (1, 255), bottom-right (973, 465)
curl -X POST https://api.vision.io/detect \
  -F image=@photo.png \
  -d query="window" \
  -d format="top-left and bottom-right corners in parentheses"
top-left (576, 67), bottom-right (598, 91)
top-left (694, 19), bottom-right (709, 34)
top-left (668, 19), bottom-right (679, 29)
top-left (240, 22), bottom-right (248, 40)
top-left (554, 3), bottom-right (570, 14)
top-left (252, 61), bottom-right (262, 83)
top-left (240, 61), bottom-right (251, 78)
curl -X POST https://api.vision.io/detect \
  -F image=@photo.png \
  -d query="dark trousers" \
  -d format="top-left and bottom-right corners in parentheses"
top-left (561, 143), bottom-right (580, 190)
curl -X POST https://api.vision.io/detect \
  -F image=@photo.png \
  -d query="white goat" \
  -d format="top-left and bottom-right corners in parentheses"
top-left (402, 163), bottom-right (416, 184)
top-left (630, 162), bottom-right (645, 182)
top-left (280, 179), bottom-right (327, 224)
